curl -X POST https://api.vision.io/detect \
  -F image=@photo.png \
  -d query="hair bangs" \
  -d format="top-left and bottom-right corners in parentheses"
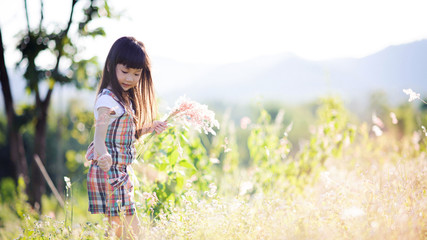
top-left (115, 42), bottom-right (146, 69)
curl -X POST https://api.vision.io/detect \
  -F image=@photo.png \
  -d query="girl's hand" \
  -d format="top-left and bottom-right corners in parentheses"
top-left (152, 120), bottom-right (168, 135)
top-left (98, 153), bottom-right (112, 172)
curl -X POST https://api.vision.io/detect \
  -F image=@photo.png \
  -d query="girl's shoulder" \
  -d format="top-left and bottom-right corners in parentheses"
top-left (98, 88), bottom-right (119, 101)
top-left (95, 89), bottom-right (125, 118)
top-left (97, 88), bottom-right (125, 106)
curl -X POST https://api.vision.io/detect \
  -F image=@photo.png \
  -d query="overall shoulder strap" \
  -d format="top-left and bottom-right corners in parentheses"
top-left (98, 89), bottom-right (125, 111)
top-left (101, 89), bottom-right (120, 101)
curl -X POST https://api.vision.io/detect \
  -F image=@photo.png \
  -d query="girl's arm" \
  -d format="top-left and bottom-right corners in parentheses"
top-left (94, 107), bottom-right (113, 171)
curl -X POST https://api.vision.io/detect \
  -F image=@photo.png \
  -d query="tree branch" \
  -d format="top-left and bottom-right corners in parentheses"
top-left (45, 0), bottom-right (78, 105)
top-left (63, 0), bottom-right (79, 37)
top-left (24, 0), bottom-right (31, 33)
top-left (39, 0), bottom-right (44, 32)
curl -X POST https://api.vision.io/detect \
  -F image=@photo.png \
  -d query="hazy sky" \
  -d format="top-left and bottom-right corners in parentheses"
top-left (1, 0), bottom-right (427, 66)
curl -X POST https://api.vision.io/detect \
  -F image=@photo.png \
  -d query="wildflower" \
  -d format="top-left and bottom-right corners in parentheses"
top-left (372, 112), bottom-right (384, 128)
top-left (240, 116), bottom-right (251, 129)
top-left (165, 95), bottom-right (220, 135)
top-left (422, 126), bottom-right (427, 136)
top-left (403, 88), bottom-right (427, 103)
top-left (372, 125), bottom-right (383, 136)
top-left (210, 158), bottom-right (220, 164)
top-left (190, 175), bottom-right (198, 182)
top-left (239, 181), bottom-right (253, 195)
top-left (205, 183), bottom-right (217, 197)
top-left (412, 131), bottom-right (421, 145)
top-left (390, 112), bottom-right (398, 125)
top-left (222, 137), bottom-right (232, 153)
top-left (141, 192), bottom-right (158, 205)
top-left (143, 96), bottom-right (220, 145)
top-left (150, 192), bottom-right (159, 205)
top-left (412, 131), bottom-right (421, 150)
top-left (64, 176), bottom-right (71, 189)
top-left (341, 206), bottom-right (366, 219)
top-left (185, 180), bottom-right (192, 189)
top-left (265, 146), bottom-right (270, 157)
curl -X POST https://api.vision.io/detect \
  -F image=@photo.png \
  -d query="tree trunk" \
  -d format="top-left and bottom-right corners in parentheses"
top-left (0, 28), bottom-right (29, 184)
top-left (30, 100), bottom-right (49, 210)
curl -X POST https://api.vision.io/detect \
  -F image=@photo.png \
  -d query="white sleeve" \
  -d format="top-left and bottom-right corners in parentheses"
top-left (94, 95), bottom-right (124, 121)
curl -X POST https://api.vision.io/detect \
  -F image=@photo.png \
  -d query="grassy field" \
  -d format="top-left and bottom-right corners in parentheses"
top-left (0, 98), bottom-right (426, 239)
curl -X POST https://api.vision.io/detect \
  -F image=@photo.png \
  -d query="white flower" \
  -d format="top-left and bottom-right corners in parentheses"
top-left (210, 158), bottom-right (220, 164)
top-left (341, 206), bottom-right (366, 219)
top-left (390, 112), bottom-right (398, 125)
top-left (239, 181), bottom-right (253, 195)
top-left (64, 176), bottom-right (71, 189)
top-left (240, 117), bottom-right (251, 129)
top-left (372, 125), bottom-right (383, 136)
top-left (422, 126), bottom-right (427, 136)
top-left (372, 112), bottom-right (384, 128)
top-left (403, 88), bottom-right (420, 102)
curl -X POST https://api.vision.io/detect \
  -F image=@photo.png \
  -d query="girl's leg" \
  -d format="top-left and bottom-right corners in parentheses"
top-left (123, 214), bottom-right (141, 239)
top-left (108, 214), bottom-right (140, 239)
top-left (108, 216), bottom-right (123, 238)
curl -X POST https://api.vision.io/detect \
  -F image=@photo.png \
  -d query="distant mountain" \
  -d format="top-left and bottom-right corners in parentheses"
top-left (3, 40), bottom-right (427, 112)
top-left (156, 40), bottom-right (427, 106)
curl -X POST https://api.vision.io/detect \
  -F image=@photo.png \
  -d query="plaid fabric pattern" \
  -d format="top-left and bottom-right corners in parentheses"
top-left (87, 89), bottom-right (136, 216)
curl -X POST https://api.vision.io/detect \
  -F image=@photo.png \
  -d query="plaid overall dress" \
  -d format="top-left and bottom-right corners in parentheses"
top-left (86, 89), bottom-right (136, 216)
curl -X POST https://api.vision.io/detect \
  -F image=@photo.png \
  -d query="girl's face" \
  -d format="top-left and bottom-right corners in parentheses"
top-left (115, 64), bottom-right (142, 91)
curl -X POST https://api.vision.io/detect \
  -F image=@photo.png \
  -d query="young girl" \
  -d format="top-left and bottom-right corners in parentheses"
top-left (85, 36), bottom-right (167, 238)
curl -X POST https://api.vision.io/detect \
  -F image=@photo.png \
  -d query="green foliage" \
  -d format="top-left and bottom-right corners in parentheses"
top-left (136, 125), bottom-right (214, 216)
top-left (395, 103), bottom-right (417, 136)
top-left (247, 108), bottom-right (292, 192)
top-left (16, 0), bottom-right (110, 92)
top-left (46, 98), bottom-right (94, 178)
top-left (295, 97), bottom-right (355, 183)
top-left (206, 109), bottom-right (240, 173)
top-left (0, 178), bottom-right (16, 204)
top-left (246, 97), bottom-right (357, 193)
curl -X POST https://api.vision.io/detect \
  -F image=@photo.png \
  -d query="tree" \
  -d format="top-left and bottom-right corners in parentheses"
top-left (0, 28), bottom-right (29, 185)
top-left (1, 0), bottom-right (113, 210)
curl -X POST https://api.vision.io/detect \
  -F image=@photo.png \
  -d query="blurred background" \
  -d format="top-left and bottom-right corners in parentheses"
top-left (3, 0), bottom-right (427, 108)
top-left (0, 0), bottom-right (427, 231)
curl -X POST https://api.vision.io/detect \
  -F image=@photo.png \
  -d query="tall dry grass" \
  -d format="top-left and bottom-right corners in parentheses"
top-left (134, 131), bottom-right (426, 240)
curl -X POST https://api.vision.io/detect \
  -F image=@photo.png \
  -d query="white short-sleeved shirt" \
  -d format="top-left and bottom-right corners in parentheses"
top-left (94, 89), bottom-right (125, 124)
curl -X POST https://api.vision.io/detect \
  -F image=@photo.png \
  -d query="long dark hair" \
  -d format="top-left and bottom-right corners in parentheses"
top-left (97, 36), bottom-right (157, 139)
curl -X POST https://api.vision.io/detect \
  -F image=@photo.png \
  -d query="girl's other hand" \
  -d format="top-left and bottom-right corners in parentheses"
top-left (98, 153), bottom-right (112, 172)
top-left (152, 120), bottom-right (168, 135)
